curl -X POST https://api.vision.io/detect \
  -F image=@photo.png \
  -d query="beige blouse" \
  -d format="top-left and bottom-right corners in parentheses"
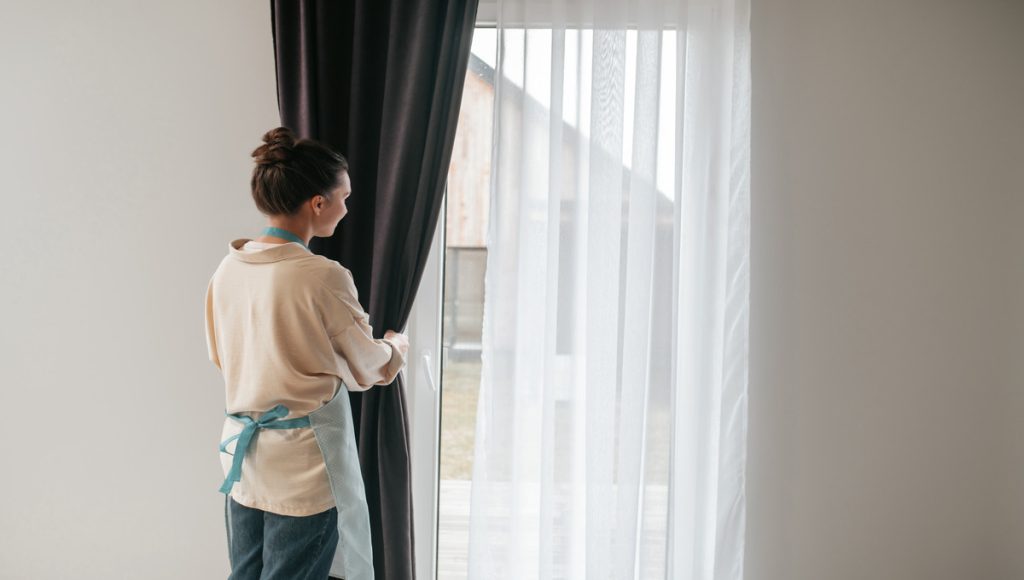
top-left (205, 238), bottom-right (407, 516)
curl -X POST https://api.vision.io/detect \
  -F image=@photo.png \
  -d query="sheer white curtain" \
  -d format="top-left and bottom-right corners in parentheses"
top-left (467, 0), bottom-right (750, 577)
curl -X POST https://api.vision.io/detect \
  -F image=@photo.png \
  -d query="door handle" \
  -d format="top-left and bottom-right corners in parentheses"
top-left (420, 349), bottom-right (438, 393)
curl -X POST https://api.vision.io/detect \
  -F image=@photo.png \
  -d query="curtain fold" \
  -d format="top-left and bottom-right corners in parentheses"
top-left (270, 1), bottom-right (479, 578)
top-left (467, 0), bottom-right (750, 578)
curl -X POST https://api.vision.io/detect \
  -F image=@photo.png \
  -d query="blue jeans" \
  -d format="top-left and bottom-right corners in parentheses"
top-left (224, 495), bottom-right (339, 579)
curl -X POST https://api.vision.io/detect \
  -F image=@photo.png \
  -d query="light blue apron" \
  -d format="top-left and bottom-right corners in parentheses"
top-left (219, 383), bottom-right (375, 580)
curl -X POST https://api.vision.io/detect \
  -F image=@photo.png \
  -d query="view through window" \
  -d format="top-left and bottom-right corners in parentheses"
top-left (438, 25), bottom-right (681, 578)
top-left (438, 26), bottom-right (495, 580)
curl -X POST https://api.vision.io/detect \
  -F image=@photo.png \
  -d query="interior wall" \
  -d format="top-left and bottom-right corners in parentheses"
top-left (2, 0), bottom-right (1021, 578)
top-left (0, 1), bottom-right (278, 577)
top-left (1004, 113), bottom-right (1024, 579)
top-left (748, 1), bottom-right (1024, 579)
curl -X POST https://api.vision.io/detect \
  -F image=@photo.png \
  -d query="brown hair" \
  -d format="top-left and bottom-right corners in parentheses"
top-left (250, 126), bottom-right (349, 216)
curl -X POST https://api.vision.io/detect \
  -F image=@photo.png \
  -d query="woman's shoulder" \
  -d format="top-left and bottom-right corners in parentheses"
top-left (315, 261), bottom-right (358, 297)
top-left (313, 262), bottom-right (368, 322)
top-left (282, 252), bottom-right (343, 275)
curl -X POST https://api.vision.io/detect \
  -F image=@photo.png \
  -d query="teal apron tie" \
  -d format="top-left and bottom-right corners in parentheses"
top-left (218, 404), bottom-right (311, 494)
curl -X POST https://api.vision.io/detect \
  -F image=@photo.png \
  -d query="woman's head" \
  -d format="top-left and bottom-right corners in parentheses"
top-left (250, 127), bottom-right (351, 237)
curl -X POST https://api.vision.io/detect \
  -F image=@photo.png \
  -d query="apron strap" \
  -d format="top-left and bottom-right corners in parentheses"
top-left (218, 404), bottom-right (311, 494)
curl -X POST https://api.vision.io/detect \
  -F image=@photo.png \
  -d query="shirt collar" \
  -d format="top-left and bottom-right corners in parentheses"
top-left (227, 238), bottom-right (313, 263)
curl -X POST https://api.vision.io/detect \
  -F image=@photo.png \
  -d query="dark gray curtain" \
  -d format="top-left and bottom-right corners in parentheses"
top-left (269, 1), bottom-right (479, 578)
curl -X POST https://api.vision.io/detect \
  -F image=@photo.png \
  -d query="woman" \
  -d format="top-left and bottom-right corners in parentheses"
top-left (205, 126), bottom-right (409, 579)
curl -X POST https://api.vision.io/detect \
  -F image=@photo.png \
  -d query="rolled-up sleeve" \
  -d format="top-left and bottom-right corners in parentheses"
top-left (318, 265), bottom-right (406, 390)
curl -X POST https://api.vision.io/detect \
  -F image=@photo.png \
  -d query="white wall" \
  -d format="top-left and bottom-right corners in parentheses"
top-left (1, 1), bottom-right (278, 577)
top-left (3, 0), bottom-right (1021, 578)
top-left (748, 1), bottom-right (1024, 579)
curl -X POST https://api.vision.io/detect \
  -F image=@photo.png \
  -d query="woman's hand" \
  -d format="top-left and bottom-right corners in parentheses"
top-left (384, 330), bottom-right (410, 356)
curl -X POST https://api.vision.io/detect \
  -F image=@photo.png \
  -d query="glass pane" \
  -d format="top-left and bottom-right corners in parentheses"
top-left (438, 26), bottom-right (495, 580)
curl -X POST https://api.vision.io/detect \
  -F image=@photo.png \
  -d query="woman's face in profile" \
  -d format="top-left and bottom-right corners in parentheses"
top-left (317, 171), bottom-right (352, 236)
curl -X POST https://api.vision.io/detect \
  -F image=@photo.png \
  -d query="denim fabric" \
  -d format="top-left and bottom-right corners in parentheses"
top-left (225, 495), bottom-right (339, 580)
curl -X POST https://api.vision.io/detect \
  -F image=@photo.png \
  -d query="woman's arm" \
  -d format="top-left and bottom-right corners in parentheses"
top-left (318, 264), bottom-right (409, 389)
top-left (204, 276), bottom-right (222, 370)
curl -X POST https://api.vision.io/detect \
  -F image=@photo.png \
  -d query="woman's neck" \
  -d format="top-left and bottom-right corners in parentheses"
top-left (255, 222), bottom-right (312, 246)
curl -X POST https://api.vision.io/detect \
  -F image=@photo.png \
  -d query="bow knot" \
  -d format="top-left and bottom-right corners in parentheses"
top-left (218, 404), bottom-right (312, 494)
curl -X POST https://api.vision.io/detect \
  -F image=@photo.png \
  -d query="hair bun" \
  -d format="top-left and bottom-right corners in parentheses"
top-left (252, 126), bottom-right (298, 167)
